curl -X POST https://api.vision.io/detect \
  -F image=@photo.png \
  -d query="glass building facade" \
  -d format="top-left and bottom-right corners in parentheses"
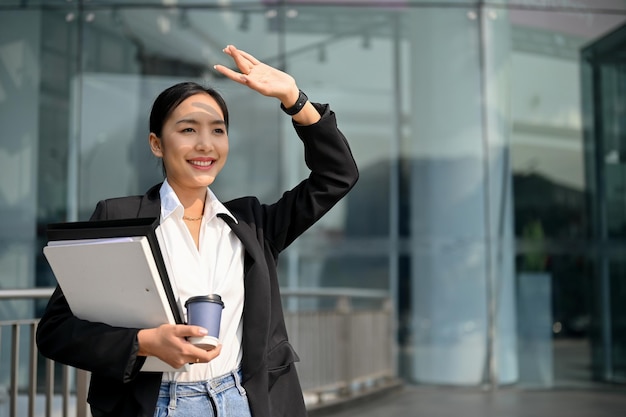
top-left (1, 0), bottom-right (626, 390)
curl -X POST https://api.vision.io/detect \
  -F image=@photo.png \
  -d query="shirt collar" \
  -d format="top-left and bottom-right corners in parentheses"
top-left (159, 179), bottom-right (238, 224)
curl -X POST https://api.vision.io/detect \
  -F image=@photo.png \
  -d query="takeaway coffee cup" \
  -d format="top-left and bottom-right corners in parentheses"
top-left (185, 294), bottom-right (224, 350)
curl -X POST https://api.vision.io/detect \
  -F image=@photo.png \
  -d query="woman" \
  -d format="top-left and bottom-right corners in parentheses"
top-left (36, 45), bottom-right (358, 417)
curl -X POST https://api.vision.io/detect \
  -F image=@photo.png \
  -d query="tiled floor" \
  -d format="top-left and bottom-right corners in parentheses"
top-left (312, 384), bottom-right (626, 417)
top-left (311, 338), bottom-right (626, 417)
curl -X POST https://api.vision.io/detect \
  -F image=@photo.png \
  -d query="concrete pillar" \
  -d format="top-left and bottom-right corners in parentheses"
top-left (408, 7), bottom-right (517, 385)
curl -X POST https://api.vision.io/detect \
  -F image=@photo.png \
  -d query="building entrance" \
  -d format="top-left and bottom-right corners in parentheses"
top-left (582, 21), bottom-right (626, 384)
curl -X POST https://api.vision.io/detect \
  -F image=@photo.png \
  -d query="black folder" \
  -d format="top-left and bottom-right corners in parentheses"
top-left (43, 217), bottom-right (188, 372)
top-left (45, 217), bottom-right (183, 325)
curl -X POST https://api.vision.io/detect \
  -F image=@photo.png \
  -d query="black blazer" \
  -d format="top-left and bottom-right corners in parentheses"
top-left (36, 103), bottom-right (359, 417)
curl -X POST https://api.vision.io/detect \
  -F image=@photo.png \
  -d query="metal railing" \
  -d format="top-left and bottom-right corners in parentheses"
top-left (0, 319), bottom-right (89, 417)
top-left (280, 288), bottom-right (397, 408)
top-left (0, 287), bottom-right (398, 417)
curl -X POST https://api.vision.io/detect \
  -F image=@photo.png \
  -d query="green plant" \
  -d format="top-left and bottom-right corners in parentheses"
top-left (522, 219), bottom-right (547, 272)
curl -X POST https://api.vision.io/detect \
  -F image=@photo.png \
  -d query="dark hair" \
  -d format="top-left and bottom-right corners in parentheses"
top-left (149, 81), bottom-right (230, 137)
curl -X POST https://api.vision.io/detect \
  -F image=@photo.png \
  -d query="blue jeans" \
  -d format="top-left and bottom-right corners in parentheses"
top-left (153, 369), bottom-right (252, 417)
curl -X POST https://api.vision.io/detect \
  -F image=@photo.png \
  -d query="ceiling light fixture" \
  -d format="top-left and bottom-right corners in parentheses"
top-left (362, 32), bottom-right (371, 49)
top-left (178, 9), bottom-right (191, 29)
top-left (239, 11), bottom-right (250, 32)
top-left (318, 45), bottom-right (326, 63)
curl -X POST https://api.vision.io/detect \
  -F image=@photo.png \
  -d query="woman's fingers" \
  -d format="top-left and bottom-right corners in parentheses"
top-left (223, 45), bottom-right (257, 75)
top-left (190, 343), bottom-right (222, 364)
top-left (213, 64), bottom-right (246, 83)
top-left (175, 325), bottom-right (208, 338)
top-left (233, 47), bottom-right (261, 65)
top-left (223, 45), bottom-right (260, 65)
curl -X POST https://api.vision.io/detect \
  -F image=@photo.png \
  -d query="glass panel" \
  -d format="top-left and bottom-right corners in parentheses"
top-left (398, 5), bottom-right (516, 386)
top-left (597, 62), bottom-right (626, 239)
top-left (0, 0), bottom-right (73, 6)
top-left (75, 7), bottom-right (282, 219)
top-left (507, 0), bottom-right (626, 10)
top-left (510, 4), bottom-right (626, 388)
top-left (295, 254), bottom-right (390, 310)
top-left (0, 3), bottom-right (79, 400)
top-left (283, 10), bottom-right (395, 197)
top-left (86, 0), bottom-right (247, 5)
top-left (582, 20), bottom-right (626, 383)
top-left (36, 9), bottom-right (78, 302)
top-left (0, 9), bottom-right (44, 320)
top-left (609, 258), bottom-right (626, 381)
top-left (275, 5), bottom-right (396, 313)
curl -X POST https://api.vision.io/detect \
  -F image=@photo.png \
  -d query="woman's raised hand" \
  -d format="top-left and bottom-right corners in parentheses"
top-left (213, 45), bottom-right (300, 110)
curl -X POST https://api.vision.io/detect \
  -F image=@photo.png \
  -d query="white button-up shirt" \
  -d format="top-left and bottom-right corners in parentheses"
top-left (156, 179), bottom-right (244, 382)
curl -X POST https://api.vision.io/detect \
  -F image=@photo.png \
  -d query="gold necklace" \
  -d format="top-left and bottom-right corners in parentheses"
top-left (182, 215), bottom-right (202, 221)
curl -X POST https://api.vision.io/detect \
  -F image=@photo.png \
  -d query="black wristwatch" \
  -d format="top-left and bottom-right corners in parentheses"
top-left (280, 90), bottom-right (308, 116)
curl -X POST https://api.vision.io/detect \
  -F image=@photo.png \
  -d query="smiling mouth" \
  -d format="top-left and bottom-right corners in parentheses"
top-left (189, 160), bottom-right (214, 167)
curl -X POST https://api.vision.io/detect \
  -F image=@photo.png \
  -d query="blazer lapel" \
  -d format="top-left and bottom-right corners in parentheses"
top-left (218, 214), bottom-right (270, 381)
top-left (137, 184), bottom-right (161, 218)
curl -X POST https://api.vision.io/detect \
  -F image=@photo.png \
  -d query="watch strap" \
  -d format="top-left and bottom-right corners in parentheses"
top-left (280, 90), bottom-right (308, 116)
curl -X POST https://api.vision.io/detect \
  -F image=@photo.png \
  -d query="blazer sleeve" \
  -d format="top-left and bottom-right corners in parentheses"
top-left (262, 102), bottom-right (359, 252)
top-left (36, 199), bottom-right (146, 383)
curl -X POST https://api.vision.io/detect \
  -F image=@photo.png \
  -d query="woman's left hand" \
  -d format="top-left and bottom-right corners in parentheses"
top-left (213, 45), bottom-right (300, 109)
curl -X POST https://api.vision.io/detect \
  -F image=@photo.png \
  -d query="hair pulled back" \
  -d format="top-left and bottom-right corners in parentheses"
top-left (149, 82), bottom-right (229, 137)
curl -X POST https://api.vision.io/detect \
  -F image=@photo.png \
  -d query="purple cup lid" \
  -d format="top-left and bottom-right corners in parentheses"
top-left (185, 294), bottom-right (224, 308)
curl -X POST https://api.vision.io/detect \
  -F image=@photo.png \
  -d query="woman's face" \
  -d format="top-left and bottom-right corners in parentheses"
top-left (149, 93), bottom-right (228, 191)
